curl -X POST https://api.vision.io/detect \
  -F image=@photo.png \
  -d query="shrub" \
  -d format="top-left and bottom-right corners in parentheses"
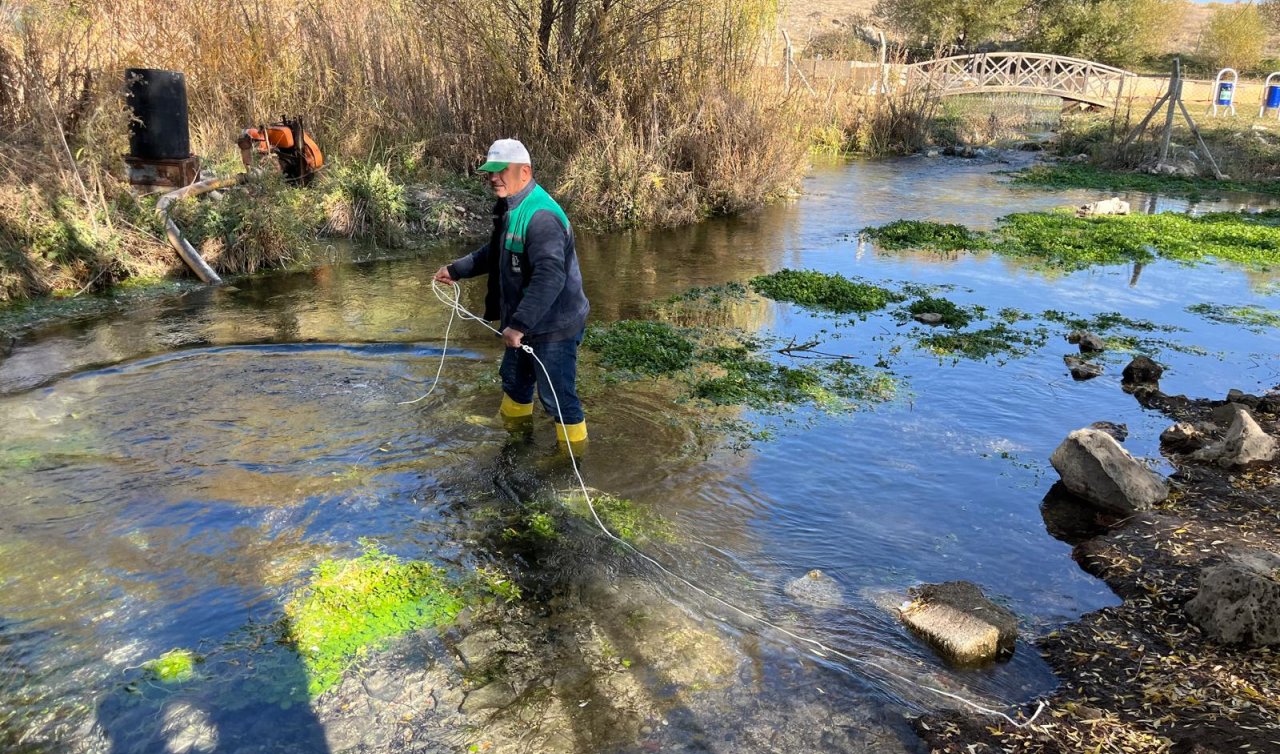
top-left (1199, 4), bottom-right (1267, 73)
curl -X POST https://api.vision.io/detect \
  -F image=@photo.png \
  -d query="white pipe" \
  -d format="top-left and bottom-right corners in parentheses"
top-left (155, 175), bottom-right (244, 285)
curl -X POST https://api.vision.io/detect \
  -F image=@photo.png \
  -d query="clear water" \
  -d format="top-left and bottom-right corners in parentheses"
top-left (2, 153), bottom-right (1277, 753)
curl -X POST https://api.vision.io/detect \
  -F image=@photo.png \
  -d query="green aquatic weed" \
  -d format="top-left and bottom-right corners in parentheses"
top-left (917, 324), bottom-right (1049, 362)
top-left (750, 269), bottom-right (904, 314)
top-left (861, 220), bottom-right (989, 252)
top-left (1010, 163), bottom-right (1280, 199)
top-left (1187, 302), bottom-right (1280, 332)
top-left (583, 320), bottom-right (697, 376)
top-left (899, 297), bottom-right (980, 328)
top-left (283, 543), bottom-right (462, 697)
top-left (560, 490), bottom-right (674, 546)
top-left (142, 649), bottom-right (202, 683)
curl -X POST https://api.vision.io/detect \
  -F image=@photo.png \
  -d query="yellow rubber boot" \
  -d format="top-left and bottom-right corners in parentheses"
top-left (499, 394), bottom-right (534, 418)
top-left (554, 420), bottom-right (588, 444)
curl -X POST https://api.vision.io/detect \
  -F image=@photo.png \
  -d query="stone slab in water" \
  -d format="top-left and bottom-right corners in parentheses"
top-left (900, 581), bottom-right (1017, 665)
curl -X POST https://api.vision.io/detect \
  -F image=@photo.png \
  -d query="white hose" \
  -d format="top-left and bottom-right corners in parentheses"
top-left (412, 279), bottom-right (1048, 729)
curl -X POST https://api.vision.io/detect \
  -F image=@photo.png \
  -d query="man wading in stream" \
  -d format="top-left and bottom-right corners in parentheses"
top-left (434, 139), bottom-right (590, 444)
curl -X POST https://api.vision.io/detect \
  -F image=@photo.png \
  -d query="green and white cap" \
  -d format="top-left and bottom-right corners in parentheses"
top-left (478, 138), bottom-right (531, 172)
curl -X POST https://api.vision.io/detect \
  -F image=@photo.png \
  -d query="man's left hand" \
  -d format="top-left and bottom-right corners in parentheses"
top-left (501, 327), bottom-right (525, 348)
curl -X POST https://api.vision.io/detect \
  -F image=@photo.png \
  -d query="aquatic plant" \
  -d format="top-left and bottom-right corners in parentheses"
top-left (692, 351), bottom-right (897, 411)
top-left (559, 490), bottom-right (674, 546)
top-left (142, 649), bottom-right (202, 683)
top-left (750, 269), bottom-right (904, 314)
top-left (583, 320), bottom-right (698, 376)
top-left (899, 297), bottom-right (981, 328)
top-left (471, 565), bottom-right (522, 603)
top-left (862, 220), bottom-right (989, 252)
top-left (1041, 310), bottom-right (1181, 333)
top-left (283, 543), bottom-right (463, 697)
top-left (1010, 163), bottom-right (1280, 199)
top-left (1187, 302), bottom-right (1280, 332)
top-left (917, 323), bottom-right (1049, 362)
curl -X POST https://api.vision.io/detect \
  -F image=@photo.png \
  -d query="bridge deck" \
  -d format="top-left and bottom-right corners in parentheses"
top-left (904, 53), bottom-right (1137, 108)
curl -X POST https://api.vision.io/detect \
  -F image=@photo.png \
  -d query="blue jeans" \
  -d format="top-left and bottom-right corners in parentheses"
top-left (500, 329), bottom-right (585, 424)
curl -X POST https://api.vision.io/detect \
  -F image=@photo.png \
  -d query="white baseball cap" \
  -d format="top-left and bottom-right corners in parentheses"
top-left (478, 138), bottom-right (531, 172)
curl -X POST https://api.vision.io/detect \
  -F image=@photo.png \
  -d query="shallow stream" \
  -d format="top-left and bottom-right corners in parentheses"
top-left (2, 152), bottom-right (1278, 753)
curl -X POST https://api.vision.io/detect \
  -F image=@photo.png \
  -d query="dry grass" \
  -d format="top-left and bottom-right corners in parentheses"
top-left (0, 0), bottom-right (814, 301)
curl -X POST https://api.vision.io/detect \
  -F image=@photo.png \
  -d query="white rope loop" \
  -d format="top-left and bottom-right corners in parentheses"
top-left (417, 279), bottom-right (1047, 730)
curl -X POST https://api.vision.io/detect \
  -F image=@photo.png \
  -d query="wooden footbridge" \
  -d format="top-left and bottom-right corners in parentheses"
top-left (903, 53), bottom-right (1136, 108)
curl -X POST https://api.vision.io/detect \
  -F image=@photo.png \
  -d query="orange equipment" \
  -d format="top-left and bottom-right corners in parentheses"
top-left (237, 116), bottom-right (323, 184)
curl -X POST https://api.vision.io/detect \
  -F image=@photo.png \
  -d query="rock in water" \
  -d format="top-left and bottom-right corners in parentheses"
top-left (899, 581), bottom-right (1018, 665)
top-left (1185, 550), bottom-right (1280, 647)
top-left (1076, 197), bottom-right (1130, 217)
top-left (784, 569), bottom-right (844, 608)
top-left (1191, 405), bottom-right (1278, 468)
top-left (1049, 428), bottom-right (1167, 514)
top-left (1121, 356), bottom-right (1163, 385)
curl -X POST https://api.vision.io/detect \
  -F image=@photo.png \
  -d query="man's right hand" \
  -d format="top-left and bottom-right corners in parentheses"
top-left (433, 266), bottom-right (456, 284)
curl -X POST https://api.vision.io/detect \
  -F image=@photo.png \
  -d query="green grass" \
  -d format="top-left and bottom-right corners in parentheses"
top-left (1011, 163), bottom-right (1280, 199)
top-left (750, 269), bottom-right (904, 314)
top-left (283, 543), bottom-right (463, 697)
top-left (862, 220), bottom-right (990, 252)
top-left (1187, 302), bottom-right (1280, 332)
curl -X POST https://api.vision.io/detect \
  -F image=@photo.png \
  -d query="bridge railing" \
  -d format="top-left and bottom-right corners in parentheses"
top-left (903, 53), bottom-right (1137, 107)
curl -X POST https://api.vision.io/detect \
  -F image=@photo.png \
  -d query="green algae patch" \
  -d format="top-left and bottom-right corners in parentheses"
top-left (1041, 310), bottom-right (1182, 334)
top-left (898, 297), bottom-right (982, 328)
top-left (143, 649), bottom-right (202, 683)
top-left (1187, 302), bottom-right (1280, 332)
top-left (583, 320), bottom-right (697, 376)
top-left (862, 220), bottom-right (989, 252)
top-left (750, 269), bottom-right (904, 314)
top-left (1010, 163), bottom-right (1280, 200)
top-left (284, 544), bottom-right (463, 697)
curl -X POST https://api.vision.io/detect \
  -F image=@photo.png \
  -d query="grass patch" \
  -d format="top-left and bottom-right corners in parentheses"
top-left (898, 297), bottom-right (982, 328)
top-left (1011, 163), bottom-right (1280, 199)
top-left (1187, 302), bottom-right (1280, 332)
top-left (283, 542), bottom-right (463, 697)
top-left (142, 649), bottom-right (202, 683)
top-left (862, 220), bottom-right (989, 252)
top-left (583, 320), bottom-right (697, 376)
top-left (750, 269), bottom-right (904, 314)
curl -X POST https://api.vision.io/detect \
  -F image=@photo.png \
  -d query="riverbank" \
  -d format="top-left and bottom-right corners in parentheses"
top-left (917, 389), bottom-right (1280, 753)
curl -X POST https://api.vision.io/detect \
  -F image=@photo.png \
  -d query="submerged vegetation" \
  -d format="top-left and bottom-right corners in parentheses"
top-left (1187, 302), bottom-right (1280, 332)
top-left (864, 210), bottom-right (1280, 270)
top-left (141, 649), bottom-right (202, 683)
top-left (863, 220), bottom-right (988, 253)
top-left (283, 543), bottom-right (463, 697)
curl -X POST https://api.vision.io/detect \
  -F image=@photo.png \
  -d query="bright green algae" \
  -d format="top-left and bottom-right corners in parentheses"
top-left (1010, 163), bottom-right (1280, 200)
top-left (283, 544), bottom-right (463, 696)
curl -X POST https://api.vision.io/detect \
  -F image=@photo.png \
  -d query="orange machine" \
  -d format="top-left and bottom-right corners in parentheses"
top-left (237, 117), bottom-right (323, 184)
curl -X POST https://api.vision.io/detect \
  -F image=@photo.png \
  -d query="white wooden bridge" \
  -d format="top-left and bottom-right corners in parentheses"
top-left (903, 53), bottom-right (1136, 108)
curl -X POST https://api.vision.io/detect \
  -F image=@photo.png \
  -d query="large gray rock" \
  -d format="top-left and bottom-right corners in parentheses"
top-left (1191, 405), bottom-right (1278, 468)
top-left (1050, 429), bottom-right (1168, 514)
top-left (899, 581), bottom-right (1017, 665)
top-left (1185, 551), bottom-right (1280, 647)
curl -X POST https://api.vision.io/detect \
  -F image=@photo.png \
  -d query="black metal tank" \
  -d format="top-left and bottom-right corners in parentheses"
top-left (125, 68), bottom-right (191, 161)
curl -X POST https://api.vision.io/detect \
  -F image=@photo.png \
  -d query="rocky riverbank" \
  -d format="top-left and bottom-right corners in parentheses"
top-left (917, 383), bottom-right (1280, 754)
